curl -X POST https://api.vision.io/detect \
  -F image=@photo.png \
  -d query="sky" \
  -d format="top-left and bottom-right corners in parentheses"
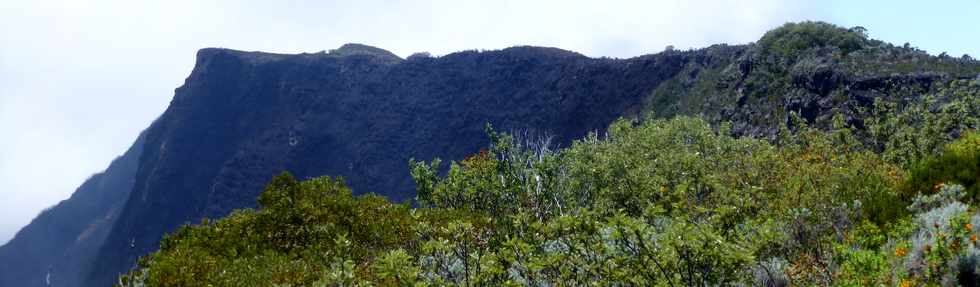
top-left (0, 0), bottom-right (977, 245)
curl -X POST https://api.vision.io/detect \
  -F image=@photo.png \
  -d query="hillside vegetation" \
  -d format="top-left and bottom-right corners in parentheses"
top-left (115, 22), bottom-right (980, 286)
top-left (120, 114), bottom-right (979, 286)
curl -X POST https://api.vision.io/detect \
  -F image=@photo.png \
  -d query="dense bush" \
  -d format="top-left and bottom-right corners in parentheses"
top-left (835, 184), bottom-right (980, 286)
top-left (867, 79), bottom-right (980, 168)
top-left (758, 21), bottom-right (867, 61)
top-left (116, 115), bottom-right (980, 286)
top-left (903, 132), bottom-right (980, 202)
top-left (117, 174), bottom-right (419, 286)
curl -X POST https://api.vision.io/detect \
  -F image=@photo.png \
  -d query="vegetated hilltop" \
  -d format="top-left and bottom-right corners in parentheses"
top-left (648, 23), bottom-right (977, 147)
top-left (0, 21), bottom-right (976, 287)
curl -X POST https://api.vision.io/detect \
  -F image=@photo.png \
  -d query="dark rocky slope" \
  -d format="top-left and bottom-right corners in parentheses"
top-left (85, 44), bottom-right (715, 286)
top-left (1, 22), bottom-right (977, 287)
top-left (0, 134), bottom-right (143, 286)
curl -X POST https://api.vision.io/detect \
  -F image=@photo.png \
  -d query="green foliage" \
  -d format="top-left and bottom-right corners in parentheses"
top-left (835, 184), bottom-right (980, 286)
top-left (867, 79), bottom-right (980, 168)
top-left (118, 172), bottom-right (416, 287)
top-left (643, 22), bottom-right (979, 152)
top-left (903, 132), bottom-right (980, 202)
top-left (759, 21), bottom-right (867, 61)
top-left (120, 111), bottom-right (980, 286)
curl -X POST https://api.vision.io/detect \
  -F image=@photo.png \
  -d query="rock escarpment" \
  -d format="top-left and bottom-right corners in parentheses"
top-left (85, 44), bottom-right (706, 286)
top-left (2, 22), bottom-right (978, 287)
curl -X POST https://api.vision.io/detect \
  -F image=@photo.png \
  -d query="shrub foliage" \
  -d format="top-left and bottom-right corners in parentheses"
top-left (118, 114), bottom-right (979, 286)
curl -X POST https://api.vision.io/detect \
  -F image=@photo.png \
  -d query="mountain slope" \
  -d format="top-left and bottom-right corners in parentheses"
top-left (0, 133), bottom-right (144, 286)
top-left (0, 22), bottom-right (976, 287)
top-left (86, 43), bottom-right (719, 286)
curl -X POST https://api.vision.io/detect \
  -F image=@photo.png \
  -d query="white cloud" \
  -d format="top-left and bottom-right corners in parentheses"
top-left (0, 0), bottom-right (824, 244)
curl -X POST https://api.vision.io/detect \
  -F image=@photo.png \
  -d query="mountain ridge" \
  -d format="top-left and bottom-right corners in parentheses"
top-left (0, 21), bottom-right (976, 286)
top-left (87, 41), bottom-right (699, 286)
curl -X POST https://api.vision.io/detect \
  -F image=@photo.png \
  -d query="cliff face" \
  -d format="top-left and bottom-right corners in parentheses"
top-left (84, 44), bottom-right (716, 286)
top-left (3, 23), bottom-right (978, 287)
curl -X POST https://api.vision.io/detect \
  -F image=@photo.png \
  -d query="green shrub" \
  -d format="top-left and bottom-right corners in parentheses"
top-left (118, 173), bottom-right (417, 287)
top-left (759, 21), bottom-right (866, 61)
top-left (904, 132), bottom-right (980, 202)
top-left (119, 117), bottom-right (970, 286)
top-left (834, 184), bottom-right (980, 286)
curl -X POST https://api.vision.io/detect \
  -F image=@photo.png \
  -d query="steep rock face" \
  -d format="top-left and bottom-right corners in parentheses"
top-left (0, 133), bottom-right (144, 286)
top-left (85, 45), bottom-right (724, 285)
top-left (6, 24), bottom-right (978, 286)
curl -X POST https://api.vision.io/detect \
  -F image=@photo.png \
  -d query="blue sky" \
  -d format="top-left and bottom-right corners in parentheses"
top-left (825, 0), bottom-right (979, 58)
top-left (0, 0), bottom-right (976, 245)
